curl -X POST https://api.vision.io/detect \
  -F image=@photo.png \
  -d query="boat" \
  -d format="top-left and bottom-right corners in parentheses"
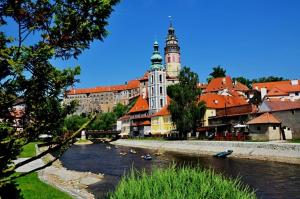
top-left (142, 154), bottom-right (152, 160)
top-left (130, 149), bottom-right (137, 154)
top-left (120, 152), bottom-right (127, 156)
top-left (213, 150), bottom-right (233, 158)
top-left (106, 146), bottom-right (111, 149)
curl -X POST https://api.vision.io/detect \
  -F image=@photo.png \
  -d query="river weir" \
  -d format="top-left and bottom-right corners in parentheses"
top-left (60, 143), bottom-right (300, 199)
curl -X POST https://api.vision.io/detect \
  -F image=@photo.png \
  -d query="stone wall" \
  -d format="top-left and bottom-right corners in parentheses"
top-left (272, 110), bottom-right (300, 139)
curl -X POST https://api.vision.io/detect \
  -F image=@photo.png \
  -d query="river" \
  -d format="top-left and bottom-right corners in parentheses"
top-left (60, 143), bottom-right (300, 199)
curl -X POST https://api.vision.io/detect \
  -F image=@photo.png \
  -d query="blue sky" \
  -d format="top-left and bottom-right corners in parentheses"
top-left (3, 0), bottom-right (300, 88)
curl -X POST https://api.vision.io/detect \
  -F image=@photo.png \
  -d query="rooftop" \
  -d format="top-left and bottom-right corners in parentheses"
top-left (247, 112), bottom-right (281, 124)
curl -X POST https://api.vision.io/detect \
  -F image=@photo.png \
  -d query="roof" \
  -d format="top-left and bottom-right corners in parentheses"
top-left (128, 96), bottom-right (149, 113)
top-left (138, 72), bottom-right (149, 81)
top-left (67, 80), bottom-right (140, 95)
top-left (247, 112), bottom-right (281, 124)
top-left (197, 83), bottom-right (208, 90)
top-left (205, 76), bottom-right (249, 92)
top-left (199, 93), bottom-right (248, 109)
top-left (266, 87), bottom-right (289, 96)
top-left (253, 80), bottom-right (300, 92)
top-left (263, 100), bottom-right (300, 112)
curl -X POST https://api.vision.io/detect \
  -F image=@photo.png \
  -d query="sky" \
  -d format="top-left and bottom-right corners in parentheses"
top-left (3, 0), bottom-right (300, 88)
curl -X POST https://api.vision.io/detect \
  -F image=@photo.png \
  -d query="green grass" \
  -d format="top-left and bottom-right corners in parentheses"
top-left (291, 139), bottom-right (300, 143)
top-left (110, 165), bottom-right (256, 199)
top-left (18, 142), bottom-right (39, 158)
top-left (15, 172), bottom-right (72, 199)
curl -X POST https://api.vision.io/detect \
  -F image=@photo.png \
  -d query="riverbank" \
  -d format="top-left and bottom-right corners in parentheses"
top-left (112, 139), bottom-right (300, 164)
top-left (37, 145), bottom-right (104, 199)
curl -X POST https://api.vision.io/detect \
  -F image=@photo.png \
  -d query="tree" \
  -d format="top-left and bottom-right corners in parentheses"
top-left (232, 76), bottom-right (252, 88)
top-left (0, 0), bottom-right (119, 196)
top-left (207, 65), bottom-right (226, 82)
top-left (252, 76), bottom-right (286, 84)
top-left (167, 67), bottom-right (206, 139)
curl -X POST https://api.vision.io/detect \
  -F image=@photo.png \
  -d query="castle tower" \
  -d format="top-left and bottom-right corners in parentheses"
top-left (164, 21), bottom-right (181, 80)
top-left (148, 41), bottom-right (167, 114)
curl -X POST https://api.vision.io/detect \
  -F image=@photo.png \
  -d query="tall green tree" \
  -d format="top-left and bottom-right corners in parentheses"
top-left (207, 65), bottom-right (226, 82)
top-left (0, 0), bottom-right (119, 196)
top-left (232, 76), bottom-right (252, 88)
top-left (167, 67), bottom-right (206, 139)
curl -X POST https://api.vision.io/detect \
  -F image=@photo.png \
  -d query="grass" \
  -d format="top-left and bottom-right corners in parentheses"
top-left (110, 165), bottom-right (256, 199)
top-left (18, 142), bottom-right (39, 158)
top-left (290, 139), bottom-right (300, 143)
top-left (14, 172), bottom-right (72, 199)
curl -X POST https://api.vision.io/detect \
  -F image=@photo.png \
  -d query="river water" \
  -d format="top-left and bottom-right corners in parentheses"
top-left (60, 143), bottom-right (300, 199)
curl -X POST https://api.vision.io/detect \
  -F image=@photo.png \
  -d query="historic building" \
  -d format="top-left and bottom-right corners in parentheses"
top-left (165, 23), bottom-right (181, 85)
top-left (148, 41), bottom-right (167, 114)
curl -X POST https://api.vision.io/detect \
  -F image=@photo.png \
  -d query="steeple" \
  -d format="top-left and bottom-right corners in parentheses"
top-left (164, 21), bottom-right (181, 79)
top-left (150, 41), bottom-right (164, 70)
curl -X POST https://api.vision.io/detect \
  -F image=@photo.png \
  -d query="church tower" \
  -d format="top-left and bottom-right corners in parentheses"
top-left (164, 22), bottom-right (181, 81)
top-left (148, 41), bottom-right (167, 114)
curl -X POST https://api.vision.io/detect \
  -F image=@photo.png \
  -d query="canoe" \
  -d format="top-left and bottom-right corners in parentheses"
top-left (213, 150), bottom-right (233, 158)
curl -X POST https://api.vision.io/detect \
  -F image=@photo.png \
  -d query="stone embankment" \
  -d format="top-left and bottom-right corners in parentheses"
top-left (112, 139), bottom-right (300, 164)
top-left (37, 146), bottom-right (103, 199)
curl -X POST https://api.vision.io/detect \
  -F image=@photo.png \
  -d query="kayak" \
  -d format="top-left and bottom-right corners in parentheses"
top-left (213, 150), bottom-right (233, 158)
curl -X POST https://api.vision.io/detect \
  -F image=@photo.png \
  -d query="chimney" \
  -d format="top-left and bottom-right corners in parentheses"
top-left (291, 80), bottom-right (298, 85)
top-left (261, 87), bottom-right (267, 100)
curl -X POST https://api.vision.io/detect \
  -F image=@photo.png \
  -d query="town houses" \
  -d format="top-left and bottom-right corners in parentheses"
top-left (64, 24), bottom-right (300, 141)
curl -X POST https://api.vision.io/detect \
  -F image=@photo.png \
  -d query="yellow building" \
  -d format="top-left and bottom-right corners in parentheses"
top-left (151, 105), bottom-right (175, 136)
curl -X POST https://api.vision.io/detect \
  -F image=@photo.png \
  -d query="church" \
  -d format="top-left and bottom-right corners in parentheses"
top-left (118, 23), bottom-right (182, 137)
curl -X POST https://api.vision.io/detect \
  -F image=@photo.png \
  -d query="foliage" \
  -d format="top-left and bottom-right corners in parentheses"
top-left (89, 112), bottom-right (116, 131)
top-left (167, 67), bottom-right (206, 139)
top-left (110, 165), bottom-right (256, 199)
top-left (15, 172), bottom-right (72, 199)
top-left (0, 0), bottom-right (119, 196)
top-left (64, 115), bottom-right (89, 132)
top-left (252, 76), bottom-right (286, 84)
top-left (207, 65), bottom-right (226, 82)
top-left (233, 76), bottom-right (252, 88)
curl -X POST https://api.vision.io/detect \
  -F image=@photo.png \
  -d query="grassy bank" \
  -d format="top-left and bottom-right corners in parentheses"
top-left (15, 172), bottom-right (72, 199)
top-left (19, 142), bottom-right (39, 158)
top-left (110, 166), bottom-right (256, 199)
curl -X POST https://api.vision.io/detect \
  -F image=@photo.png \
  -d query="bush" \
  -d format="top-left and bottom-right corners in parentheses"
top-left (110, 165), bottom-right (256, 199)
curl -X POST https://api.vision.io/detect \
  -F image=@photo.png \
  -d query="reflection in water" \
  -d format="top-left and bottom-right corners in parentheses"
top-left (60, 144), bottom-right (300, 199)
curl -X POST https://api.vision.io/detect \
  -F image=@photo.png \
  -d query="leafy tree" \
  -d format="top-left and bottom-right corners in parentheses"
top-left (232, 76), bottom-right (252, 88)
top-left (167, 67), bottom-right (206, 139)
top-left (64, 115), bottom-right (89, 132)
top-left (113, 103), bottom-right (127, 119)
top-left (0, 0), bottom-right (119, 195)
top-left (252, 76), bottom-right (286, 84)
top-left (207, 65), bottom-right (226, 82)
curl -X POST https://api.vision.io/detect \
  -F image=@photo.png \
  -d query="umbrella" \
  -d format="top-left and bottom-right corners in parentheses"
top-left (233, 124), bottom-right (247, 128)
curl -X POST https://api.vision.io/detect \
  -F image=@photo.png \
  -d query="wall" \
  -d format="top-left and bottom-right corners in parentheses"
top-left (151, 115), bottom-right (175, 135)
top-left (273, 110), bottom-right (300, 139)
top-left (203, 108), bottom-right (216, 126)
top-left (248, 124), bottom-right (281, 141)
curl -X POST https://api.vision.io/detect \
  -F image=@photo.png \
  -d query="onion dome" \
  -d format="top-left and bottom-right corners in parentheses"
top-left (150, 41), bottom-right (164, 70)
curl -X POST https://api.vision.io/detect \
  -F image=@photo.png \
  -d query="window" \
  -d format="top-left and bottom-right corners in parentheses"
top-left (160, 87), bottom-right (163, 94)
top-left (257, 126), bottom-right (261, 131)
top-left (168, 56), bottom-right (170, 62)
top-left (288, 128), bottom-right (291, 130)
top-left (152, 87), bottom-right (154, 96)
top-left (160, 99), bottom-right (164, 107)
top-left (291, 110), bottom-right (295, 115)
top-left (151, 75), bottom-right (154, 83)
top-left (273, 126), bottom-right (276, 130)
top-left (159, 74), bottom-right (162, 83)
top-left (296, 92), bottom-right (299, 96)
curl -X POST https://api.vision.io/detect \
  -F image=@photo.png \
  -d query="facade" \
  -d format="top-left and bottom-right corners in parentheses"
top-left (64, 80), bottom-right (140, 114)
top-left (247, 112), bottom-right (282, 140)
top-left (258, 100), bottom-right (300, 139)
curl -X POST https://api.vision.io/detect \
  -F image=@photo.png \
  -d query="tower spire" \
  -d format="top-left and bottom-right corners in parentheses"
top-left (168, 16), bottom-right (172, 28)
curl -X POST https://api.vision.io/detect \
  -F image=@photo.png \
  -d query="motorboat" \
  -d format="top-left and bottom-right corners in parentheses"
top-left (213, 150), bottom-right (233, 158)
top-left (141, 154), bottom-right (152, 160)
top-left (130, 149), bottom-right (137, 154)
top-left (106, 146), bottom-right (111, 149)
top-left (120, 152), bottom-right (127, 156)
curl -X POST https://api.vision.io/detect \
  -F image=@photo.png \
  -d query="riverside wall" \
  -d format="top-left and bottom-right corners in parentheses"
top-left (112, 140), bottom-right (300, 164)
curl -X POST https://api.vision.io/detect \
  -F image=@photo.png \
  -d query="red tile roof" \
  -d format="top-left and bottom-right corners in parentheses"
top-left (205, 76), bottom-right (249, 92)
top-left (263, 100), bottom-right (300, 112)
top-left (199, 93), bottom-right (248, 109)
top-left (253, 80), bottom-right (300, 92)
top-left (128, 96), bottom-right (149, 113)
top-left (247, 112), bottom-right (281, 124)
top-left (138, 72), bottom-right (149, 81)
top-left (67, 80), bottom-right (140, 95)
top-left (266, 87), bottom-right (289, 96)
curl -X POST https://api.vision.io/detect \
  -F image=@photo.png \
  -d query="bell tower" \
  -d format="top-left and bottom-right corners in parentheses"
top-left (164, 21), bottom-right (181, 80)
top-left (148, 41), bottom-right (167, 114)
